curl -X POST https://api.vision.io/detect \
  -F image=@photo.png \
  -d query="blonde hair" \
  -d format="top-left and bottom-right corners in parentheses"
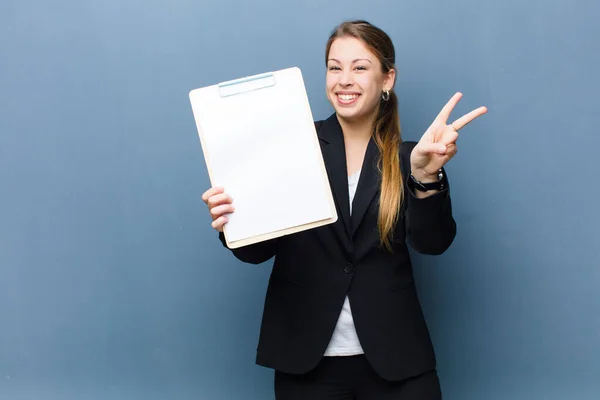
top-left (326, 20), bottom-right (403, 251)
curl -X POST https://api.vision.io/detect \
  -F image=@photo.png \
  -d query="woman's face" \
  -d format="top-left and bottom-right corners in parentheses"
top-left (326, 36), bottom-right (395, 125)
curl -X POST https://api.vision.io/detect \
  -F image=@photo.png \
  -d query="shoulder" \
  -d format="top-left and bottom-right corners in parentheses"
top-left (314, 113), bottom-right (338, 133)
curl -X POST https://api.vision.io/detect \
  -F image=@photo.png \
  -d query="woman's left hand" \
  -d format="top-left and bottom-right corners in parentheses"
top-left (410, 92), bottom-right (487, 180)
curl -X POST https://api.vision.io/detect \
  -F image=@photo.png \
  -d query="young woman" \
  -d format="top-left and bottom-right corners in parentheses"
top-left (202, 20), bottom-right (487, 400)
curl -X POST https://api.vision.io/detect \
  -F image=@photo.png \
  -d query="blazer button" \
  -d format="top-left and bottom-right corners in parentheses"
top-left (344, 263), bottom-right (354, 274)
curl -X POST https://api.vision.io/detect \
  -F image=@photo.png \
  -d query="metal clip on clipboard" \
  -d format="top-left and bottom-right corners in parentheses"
top-left (218, 72), bottom-right (276, 97)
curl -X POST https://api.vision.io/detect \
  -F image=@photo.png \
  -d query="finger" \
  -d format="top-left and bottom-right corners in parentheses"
top-left (211, 215), bottom-right (229, 232)
top-left (202, 187), bottom-right (224, 203)
top-left (210, 204), bottom-right (235, 218)
top-left (451, 106), bottom-right (487, 131)
top-left (417, 141), bottom-right (448, 155)
top-left (207, 192), bottom-right (233, 208)
top-left (435, 92), bottom-right (463, 124)
top-left (445, 144), bottom-right (458, 158)
top-left (440, 127), bottom-right (459, 146)
top-left (441, 144), bottom-right (458, 165)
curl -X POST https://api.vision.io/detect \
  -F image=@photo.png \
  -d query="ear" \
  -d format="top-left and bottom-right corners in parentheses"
top-left (383, 67), bottom-right (396, 92)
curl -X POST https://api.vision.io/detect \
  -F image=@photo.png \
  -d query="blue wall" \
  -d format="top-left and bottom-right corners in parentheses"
top-left (1, 0), bottom-right (598, 399)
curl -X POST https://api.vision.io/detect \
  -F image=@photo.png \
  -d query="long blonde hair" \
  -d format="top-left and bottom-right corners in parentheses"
top-left (326, 20), bottom-right (403, 251)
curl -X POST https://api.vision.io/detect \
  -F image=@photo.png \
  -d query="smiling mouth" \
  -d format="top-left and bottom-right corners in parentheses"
top-left (337, 93), bottom-right (359, 104)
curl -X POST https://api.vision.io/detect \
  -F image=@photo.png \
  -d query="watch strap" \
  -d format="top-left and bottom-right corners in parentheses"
top-left (409, 169), bottom-right (445, 192)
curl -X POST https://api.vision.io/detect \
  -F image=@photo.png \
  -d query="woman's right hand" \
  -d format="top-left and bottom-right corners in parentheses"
top-left (201, 187), bottom-right (234, 232)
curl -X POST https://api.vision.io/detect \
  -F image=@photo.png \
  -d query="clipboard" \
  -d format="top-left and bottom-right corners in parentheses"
top-left (189, 67), bottom-right (338, 249)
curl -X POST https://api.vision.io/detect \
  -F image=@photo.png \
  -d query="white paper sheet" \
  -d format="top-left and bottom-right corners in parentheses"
top-left (189, 67), bottom-right (336, 244)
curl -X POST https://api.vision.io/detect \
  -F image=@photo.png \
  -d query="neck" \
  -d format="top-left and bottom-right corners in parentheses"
top-left (337, 113), bottom-right (376, 144)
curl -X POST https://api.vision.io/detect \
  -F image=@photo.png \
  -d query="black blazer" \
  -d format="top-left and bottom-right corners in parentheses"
top-left (218, 113), bottom-right (456, 381)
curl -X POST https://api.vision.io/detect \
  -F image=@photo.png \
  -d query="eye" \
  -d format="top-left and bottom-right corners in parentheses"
top-left (328, 65), bottom-right (341, 71)
top-left (354, 65), bottom-right (368, 71)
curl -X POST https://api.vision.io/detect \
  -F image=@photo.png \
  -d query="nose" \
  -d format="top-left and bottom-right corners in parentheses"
top-left (339, 69), bottom-right (353, 87)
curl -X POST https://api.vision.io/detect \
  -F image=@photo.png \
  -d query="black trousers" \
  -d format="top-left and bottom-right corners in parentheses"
top-left (274, 355), bottom-right (442, 400)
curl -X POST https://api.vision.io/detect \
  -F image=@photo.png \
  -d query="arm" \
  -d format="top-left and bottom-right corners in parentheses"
top-left (402, 141), bottom-right (456, 255)
top-left (218, 232), bottom-right (277, 265)
top-left (403, 92), bottom-right (486, 255)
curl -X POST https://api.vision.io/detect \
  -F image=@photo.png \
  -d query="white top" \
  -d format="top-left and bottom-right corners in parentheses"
top-left (323, 168), bottom-right (364, 357)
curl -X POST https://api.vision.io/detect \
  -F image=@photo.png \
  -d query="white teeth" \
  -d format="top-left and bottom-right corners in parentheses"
top-left (339, 94), bottom-right (358, 101)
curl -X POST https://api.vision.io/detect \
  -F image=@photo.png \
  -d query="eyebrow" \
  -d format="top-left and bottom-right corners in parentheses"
top-left (327, 58), bottom-right (373, 64)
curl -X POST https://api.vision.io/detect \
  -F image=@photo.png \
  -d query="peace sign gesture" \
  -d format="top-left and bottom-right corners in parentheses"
top-left (410, 92), bottom-right (487, 180)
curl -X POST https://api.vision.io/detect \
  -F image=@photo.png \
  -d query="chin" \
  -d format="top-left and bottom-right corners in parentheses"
top-left (335, 109), bottom-right (360, 121)
top-left (329, 100), bottom-right (357, 119)
top-left (333, 106), bottom-right (369, 124)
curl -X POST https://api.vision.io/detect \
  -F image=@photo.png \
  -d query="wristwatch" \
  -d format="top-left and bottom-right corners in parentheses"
top-left (409, 169), bottom-right (445, 192)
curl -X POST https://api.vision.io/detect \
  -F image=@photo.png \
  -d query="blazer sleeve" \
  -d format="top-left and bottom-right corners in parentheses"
top-left (218, 232), bottom-right (278, 264)
top-left (401, 141), bottom-right (457, 255)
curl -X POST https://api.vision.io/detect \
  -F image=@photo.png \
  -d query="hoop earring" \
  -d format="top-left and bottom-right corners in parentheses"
top-left (382, 90), bottom-right (390, 101)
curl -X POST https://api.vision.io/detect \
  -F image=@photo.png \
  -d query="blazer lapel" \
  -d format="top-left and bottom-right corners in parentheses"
top-left (317, 114), bottom-right (352, 241)
top-left (350, 138), bottom-right (380, 237)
